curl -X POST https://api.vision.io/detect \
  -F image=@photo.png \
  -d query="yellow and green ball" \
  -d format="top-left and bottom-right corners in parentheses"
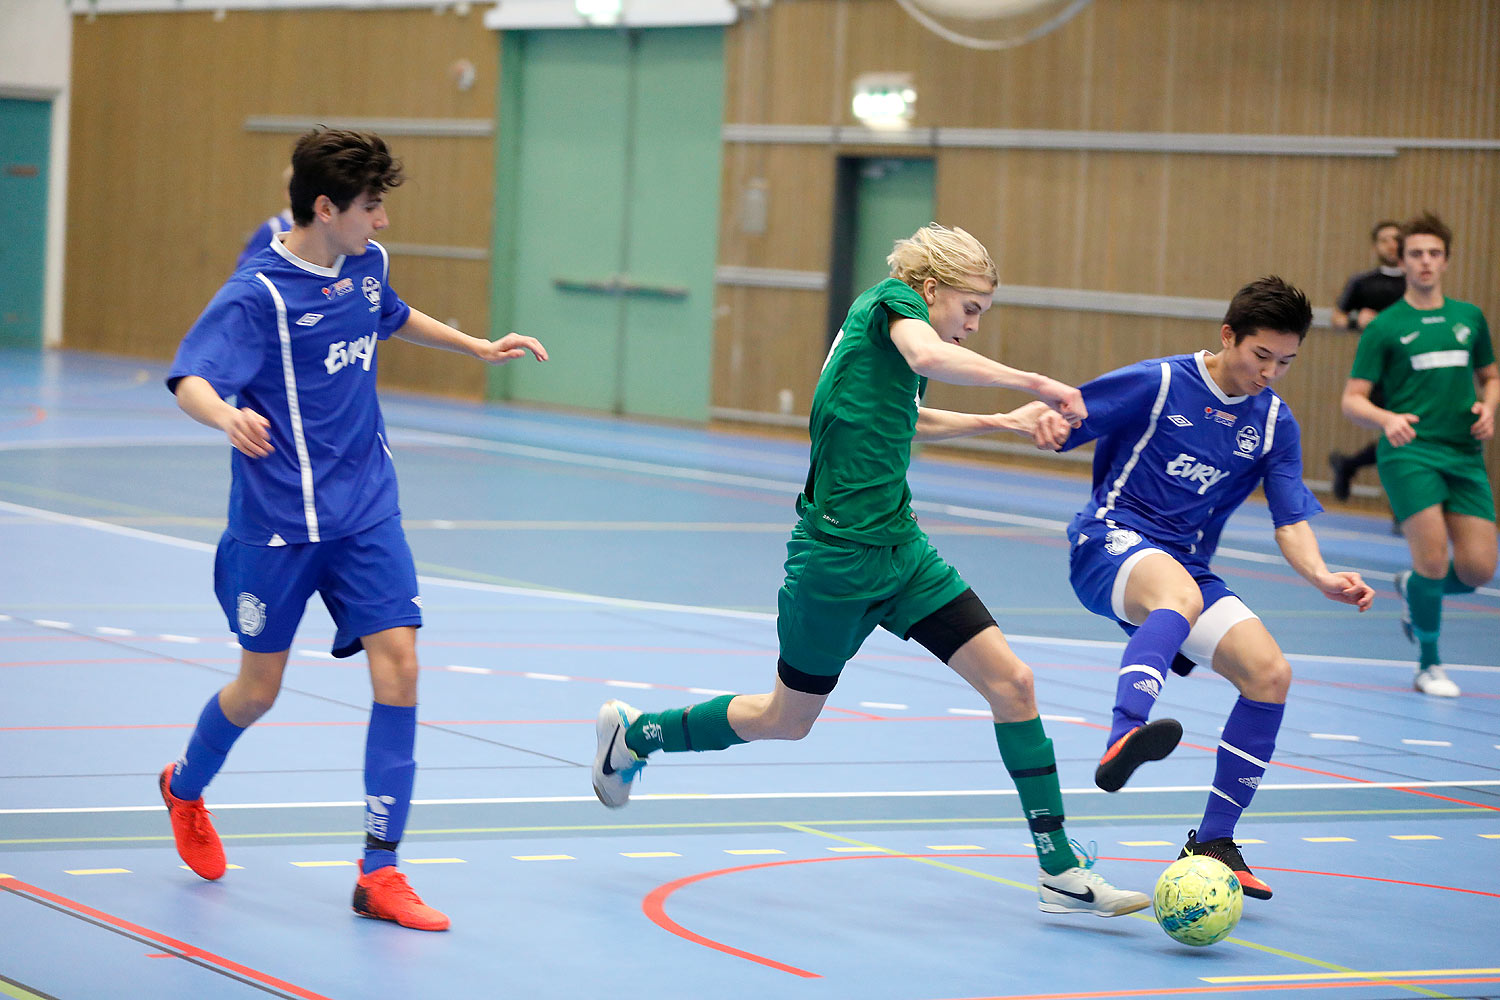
top-left (1153, 855), bottom-right (1243, 946)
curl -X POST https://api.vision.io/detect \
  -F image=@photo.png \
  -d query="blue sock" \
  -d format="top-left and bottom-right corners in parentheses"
top-left (1198, 695), bottom-right (1284, 842)
top-left (363, 702), bottom-right (417, 873)
top-left (1108, 609), bottom-right (1192, 745)
top-left (171, 692), bottom-right (245, 801)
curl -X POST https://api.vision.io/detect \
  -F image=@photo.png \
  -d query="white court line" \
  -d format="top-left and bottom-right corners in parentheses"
top-left (5, 779), bottom-right (1498, 815)
top-left (2, 497), bottom-right (1497, 671)
top-left (1310, 733), bottom-right (1361, 742)
top-left (1402, 739), bottom-right (1454, 747)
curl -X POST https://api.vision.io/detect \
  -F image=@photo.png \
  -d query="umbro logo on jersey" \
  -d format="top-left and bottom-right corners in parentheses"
top-left (1400, 331), bottom-right (1419, 345)
top-left (1167, 414), bottom-right (1193, 428)
top-left (295, 312), bottom-right (325, 327)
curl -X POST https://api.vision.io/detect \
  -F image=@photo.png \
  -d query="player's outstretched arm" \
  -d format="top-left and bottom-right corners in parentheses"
top-left (889, 318), bottom-right (1085, 425)
top-left (394, 308), bottom-right (548, 365)
top-left (914, 401), bottom-right (1069, 449)
top-left (174, 375), bottom-right (273, 459)
top-left (1341, 377), bottom-right (1418, 447)
top-left (1273, 520), bottom-right (1374, 611)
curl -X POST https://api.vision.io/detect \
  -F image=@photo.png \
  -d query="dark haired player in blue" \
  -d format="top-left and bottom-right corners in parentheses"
top-left (161, 129), bottom-right (547, 931)
top-left (1020, 277), bottom-right (1373, 901)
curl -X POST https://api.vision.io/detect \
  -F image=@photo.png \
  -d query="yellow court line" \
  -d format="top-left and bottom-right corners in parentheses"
top-left (1205, 969), bottom-right (1500, 984)
top-left (1481, 834), bottom-right (1500, 839)
top-left (779, 822), bottom-right (1452, 1000)
top-left (64, 868), bottom-right (130, 875)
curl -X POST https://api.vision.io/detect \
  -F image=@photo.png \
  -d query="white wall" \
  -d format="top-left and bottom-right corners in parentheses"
top-left (1, 0), bottom-right (72, 347)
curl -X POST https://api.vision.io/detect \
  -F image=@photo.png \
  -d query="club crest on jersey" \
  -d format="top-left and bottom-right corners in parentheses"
top-left (362, 276), bottom-right (381, 307)
top-left (1104, 528), bottom-right (1141, 556)
top-left (1234, 425), bottom-right (1261, 456)
top-left (1166, 453), bottom-right (1230, 494)
top-left (1454, 323), bottom-right (1472, 345)
top-left (322, 277), bottom-right (355, 299)
top-left (236, 592), bottom-right (267, 637)
top-left (1204, 406), bottom-right (1237, 427)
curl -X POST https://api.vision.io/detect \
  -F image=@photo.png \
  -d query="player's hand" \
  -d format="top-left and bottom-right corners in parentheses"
top-left (477, 333), bottom-right (548, 365)
top-left (1320, 571), bottom-right (1374, 612)
top-left (1355, 307), bottom-right (1379, 328)
top-left (1381, 412), bottom-right (1419, 447)
top-left (1470, 402), bottom-right (1495, 441)
top-left (1030, 409), bottom-right (1072, 450)
top-left (224, 407), bottom-right (273, 459)
top-left (1035, 377), bottom-right (1087, 427)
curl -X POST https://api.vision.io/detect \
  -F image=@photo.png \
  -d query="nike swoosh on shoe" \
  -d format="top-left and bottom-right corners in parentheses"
top-left (600, 729), bottom-right (621, 776)
top-left (1047, 885), bottom-right (1095, 903)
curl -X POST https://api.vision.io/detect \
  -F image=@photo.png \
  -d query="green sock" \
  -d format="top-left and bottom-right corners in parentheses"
top-left (1405, 571), bottom-right (1444, 669)
top-left (625, 695), bottom-right (746, 756)
top-left (994, 717), bottom-right (1080, 875)
top-left (1443, 561), bottom-right (1476, 595)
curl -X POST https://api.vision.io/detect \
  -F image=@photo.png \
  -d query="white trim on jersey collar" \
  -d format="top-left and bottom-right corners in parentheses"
top-left (270, 230), bottom-right (347, 278)
top-left (1194, 350), bottom-right (1248, 406)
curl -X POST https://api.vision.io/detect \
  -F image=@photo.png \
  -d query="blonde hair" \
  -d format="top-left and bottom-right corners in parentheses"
top-left (887, 224), bottom-right (998, 293)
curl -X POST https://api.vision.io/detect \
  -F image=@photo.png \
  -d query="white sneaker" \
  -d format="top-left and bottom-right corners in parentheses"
top-left (592, 700), bottom-right (646, 808)
top-left (1038, 847), bottom-right (1150, 918)
top-left (1413, 665), bottom-right (1460, 698)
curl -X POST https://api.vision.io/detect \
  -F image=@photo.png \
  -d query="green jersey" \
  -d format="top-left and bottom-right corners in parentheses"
top-left (797, 278), bottom-right (931, 545)
top-left (1351, 297), bottom-right (1494, 452)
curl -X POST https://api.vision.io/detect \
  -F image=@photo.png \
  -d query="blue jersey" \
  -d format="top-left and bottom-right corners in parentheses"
top-left (170, 234), bottom-right (412, 546)
top-left (235, 210), bottom-right (293, 272)
top-left (1063, 351), bottom-right (1322, 565)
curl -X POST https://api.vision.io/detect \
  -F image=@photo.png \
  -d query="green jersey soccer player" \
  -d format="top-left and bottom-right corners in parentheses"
top-left (591, 224), bottom-right (1150, 918)
top-left (1342, 212), bottom-right (1498, 697)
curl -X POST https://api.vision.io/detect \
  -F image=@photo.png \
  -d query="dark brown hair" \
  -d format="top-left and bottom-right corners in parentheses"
top-left (1397, 211), bottom-right (1452, 258)
top-left (288, 129), bottom-right (404, 226)
top-left (1223, 276), bottom-right (1313, 344)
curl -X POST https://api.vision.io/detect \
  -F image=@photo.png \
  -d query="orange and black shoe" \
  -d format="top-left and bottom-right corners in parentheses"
top-left (352, 861), bottom-right (450, 931)
top-left (1094, 718), bottom-right (1183, 792)
top-left (158, 763), bottom-right (227, 881)
top-left (1180, 828), bottom-right (1273, 900)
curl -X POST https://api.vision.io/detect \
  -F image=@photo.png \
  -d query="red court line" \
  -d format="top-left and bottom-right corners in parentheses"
top-left (0, 875), bottom-right (335, 1000)
top-left (937, 975), bottom-right (1500, 1000)
top-left (643, 853), bottom-right (1500, 979)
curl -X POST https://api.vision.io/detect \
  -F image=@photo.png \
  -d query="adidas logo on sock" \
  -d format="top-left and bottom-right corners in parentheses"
top-left (1133, 678), bottom-right (1161, 698)
top-left (1238, 775), bottom-right (1261, 789)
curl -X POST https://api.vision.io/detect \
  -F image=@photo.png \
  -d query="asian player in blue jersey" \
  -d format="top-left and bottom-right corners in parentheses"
top-left (1015, 277), bottom-right (1373, 901)
top-left (161, 129), bottom-right (547, 931)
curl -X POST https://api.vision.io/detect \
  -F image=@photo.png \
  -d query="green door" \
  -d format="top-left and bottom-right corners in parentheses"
top-left (851, 157), bottom-right (936, 294)
top-left (0, 98), bottom-right (51, 347)
top-left (494, 28), bottom-right (724, 421)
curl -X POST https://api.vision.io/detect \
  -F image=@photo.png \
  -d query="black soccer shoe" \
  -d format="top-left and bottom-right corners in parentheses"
top-left (1094, 718), bottom-right (1183, 792)
top-left (1180, 828), bottom-right (1272, 900)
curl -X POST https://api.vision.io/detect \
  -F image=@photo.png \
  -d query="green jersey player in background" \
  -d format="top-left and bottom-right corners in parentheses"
top-left (1341, 212), bottom-right (1498, 697)
top-left (591, 224), bottom-right (1150, 917)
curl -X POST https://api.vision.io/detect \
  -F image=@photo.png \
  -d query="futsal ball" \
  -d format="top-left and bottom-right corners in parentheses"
top-left (1153, 855), bottom-right (1243, 946)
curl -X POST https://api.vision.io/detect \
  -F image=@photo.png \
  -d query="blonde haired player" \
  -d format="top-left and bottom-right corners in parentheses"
top-left (591, 224), bottom-right (1150, 917)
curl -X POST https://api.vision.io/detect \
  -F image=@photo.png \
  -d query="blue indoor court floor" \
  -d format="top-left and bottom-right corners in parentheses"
top-left (1, 349), bottom-right (1497, 1000)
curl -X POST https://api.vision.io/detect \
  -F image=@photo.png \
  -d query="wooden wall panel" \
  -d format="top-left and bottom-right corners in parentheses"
top-left (712, 285), bottom-right (831, 416)
top-left (64, 7), bottom-right (496, 398)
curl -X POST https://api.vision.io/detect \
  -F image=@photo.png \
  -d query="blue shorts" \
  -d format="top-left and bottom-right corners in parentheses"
top-left (214, 515), bottom-right (422, 657)
top-left (1067, 516), bottom-right (1254, 664)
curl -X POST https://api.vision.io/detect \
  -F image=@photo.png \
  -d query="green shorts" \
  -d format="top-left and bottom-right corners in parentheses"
top-left (776, 521), bottom-right (970, 678)
top-left (1377, 440), bottom-right (1496, 523)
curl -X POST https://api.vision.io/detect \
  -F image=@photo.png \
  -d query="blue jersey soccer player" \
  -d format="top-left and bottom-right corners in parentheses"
top-left (162, 129), bottom-right (546, 930)
top-left (1020, 277), bottom-right (1373, 900)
